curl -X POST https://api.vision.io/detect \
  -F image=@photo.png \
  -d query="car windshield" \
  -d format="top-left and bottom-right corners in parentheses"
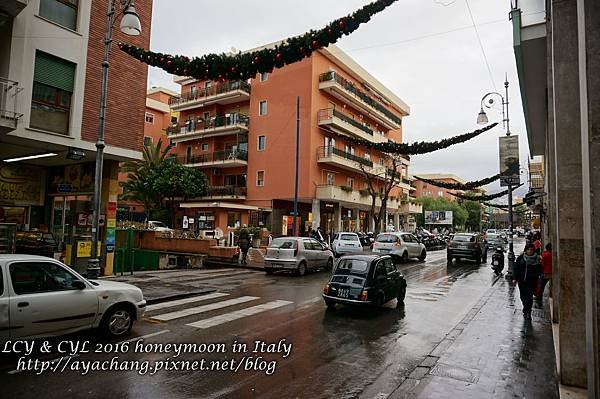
top-left (453, 235), bottom-right (475, 242)
top-left (376, 234), bottom-right (397, 243)
top-left (340, 234), bottom-right (359, 241)
top-left (269, 238), bottom-right (296, 249)
top-left (334, 258), bottom-right (370, 275)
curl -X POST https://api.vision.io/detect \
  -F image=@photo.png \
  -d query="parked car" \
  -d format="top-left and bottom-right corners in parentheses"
top-left (322, 255), bottom-right (407, 309)
top-left (15, 232), bottom-right (58, 257)
top-left (264, 237), bottom-right (334, 276)
top-left (0, 255), bottom-right (146, 340)
top-left (372, 232), bottom-right (427, 263)
top-left (147, 221), bottom-right (173, 232)
top-left (447, 233), bottom-right (487, 264)
top-left (331, 232), bottom-right (363, 257)
top-left (485, 233), bottom-right (507, 251)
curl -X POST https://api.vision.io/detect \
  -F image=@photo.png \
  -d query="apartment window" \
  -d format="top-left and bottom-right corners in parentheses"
top-left (227, 212), bottom-right (241, 228)
top-left (145, 112), bottom-right (154, 124)
top-left (347, 177), bottom-right (354, 189)
top-left (30, 51), bottom-right (76, 135)
top-left (260, 72), bottom-right (269, 82)
top-left (143, 136), bottom-right (152, 147)
top-left (256, 171), bottom-right (265, 187)
top-left (257, 135), bottom-right (266, 151)
top-left (205, 81), bottom-right (212, 90)
top-left (364, 150), bottom-right (371, 161)
top-left (326, 172), bottom-right (335, 186)
top-left (259, 100), bottom-right (267, 116)
top-left (39, 0), bottom-right (78, 31)
top-left (201, 143), bottom-right (209, 152)
top-left (171, 116), bottom-right (178, 124)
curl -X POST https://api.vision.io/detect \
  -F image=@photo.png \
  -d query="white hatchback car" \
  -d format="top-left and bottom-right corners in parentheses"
top-left (372, 232), bottom-right (427, 262)
top-left (0, 255), bottom-right (146, 340)
top-left (332, 232), bottom-right (363, 257)
top-left (264, 237), bottom-right (334, 276)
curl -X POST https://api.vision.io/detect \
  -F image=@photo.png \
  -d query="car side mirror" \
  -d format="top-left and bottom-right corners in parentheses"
top-left (72, 280), bottom-right (86, 290)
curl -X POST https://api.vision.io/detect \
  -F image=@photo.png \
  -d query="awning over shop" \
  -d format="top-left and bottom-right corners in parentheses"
top-left (179, 202), bottom-right (271, 212)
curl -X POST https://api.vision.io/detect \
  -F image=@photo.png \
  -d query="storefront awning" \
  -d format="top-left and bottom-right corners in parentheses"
top-left (180, 202), bottom-right (269, 211)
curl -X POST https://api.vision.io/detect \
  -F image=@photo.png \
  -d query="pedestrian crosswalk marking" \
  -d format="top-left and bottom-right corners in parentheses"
top-left (151, 296), bottom-right (260, 321)
top-left (186, 300), bottom-right (293, 329)
top-left (167, 270), bottom-right (256, 283)
top-left (146, 293), bottom-right (230, 312)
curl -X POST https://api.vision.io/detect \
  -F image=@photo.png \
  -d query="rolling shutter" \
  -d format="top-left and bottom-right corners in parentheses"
top-left (34, 51), bottom-right (76, 92)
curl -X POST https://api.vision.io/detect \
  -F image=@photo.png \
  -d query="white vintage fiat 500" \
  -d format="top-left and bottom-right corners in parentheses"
top-left (0, 255), bottom-right (146, 340)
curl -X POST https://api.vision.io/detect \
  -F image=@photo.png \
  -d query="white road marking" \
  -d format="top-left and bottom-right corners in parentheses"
top-left (151, 296), bottom-right (260, 321)
top-left (146, 293), bottom-right (229, 311)
top-left (186, 300), bottom-right (293, 329)
top-left (120, 329), bottom-right (170, 343)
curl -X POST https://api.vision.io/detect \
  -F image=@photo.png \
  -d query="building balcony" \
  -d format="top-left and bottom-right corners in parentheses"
top-left (317, 108), bottom-right (387, 144)
top-left (200, 186), bottom-right (247, 200)
top-left (167, 113), bottom-right (249, 143)
top-left (0, 77), bottom-right (23, 134)
top-left (169, 80), bottom-right (251, 112)
top-left (401, 202), bottom-right (423, 215)
top-left (317, 146), bottom-right (373, 173)
top-left (0, 0), bottom-right (27, 17)
top-left (179, 150), bottom-right (248, 169)
top-left (316, 184), bottom-right (399, 211)
top-left (319, 72), bottom-right (402, 130)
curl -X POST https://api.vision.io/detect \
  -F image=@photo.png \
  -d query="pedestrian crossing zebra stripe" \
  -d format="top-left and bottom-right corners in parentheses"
top-left (146, 293), bottom-right (230, 312)
top-left (150, 296), bottom-right (260, 321)
top-left (185, 300), bottom-right (293, 329)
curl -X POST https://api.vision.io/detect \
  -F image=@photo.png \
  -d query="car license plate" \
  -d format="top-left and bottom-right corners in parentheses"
top-left (270, 263), bottom-right (283, 267)
top-left (338, 288), bottom-right (350, 298)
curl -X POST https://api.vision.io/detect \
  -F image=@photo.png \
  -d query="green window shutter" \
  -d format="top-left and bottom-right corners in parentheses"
top-left (34, 51), bottom-right (76, 92)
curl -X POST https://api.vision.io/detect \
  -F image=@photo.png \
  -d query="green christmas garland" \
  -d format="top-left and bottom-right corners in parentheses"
top-left (483, 201), bottom-right (526, 210)
top-left (336, 123), bottom-right (498, 155)
top-left (414, 172), bottom-right (502, 191)
top-left (449, 184), bottom-right (523, 202)
top-left (118, 0), bottom-right (398, 81)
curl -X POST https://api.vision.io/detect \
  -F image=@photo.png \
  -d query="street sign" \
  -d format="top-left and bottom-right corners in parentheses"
top-left (499, 135), bottom-right (520, 186)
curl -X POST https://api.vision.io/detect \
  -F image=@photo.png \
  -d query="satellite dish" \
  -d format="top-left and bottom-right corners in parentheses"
top-left (214, 228), bottom-right (223, 239)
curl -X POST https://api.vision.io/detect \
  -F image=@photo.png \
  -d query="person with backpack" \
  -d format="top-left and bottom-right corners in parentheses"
top-left (512, 243), bottom-right (542, 320)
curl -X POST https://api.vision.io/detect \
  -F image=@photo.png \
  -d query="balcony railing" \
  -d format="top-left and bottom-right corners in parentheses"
top-left (317, 108), bottom-right (374, 136)
top-left (169, 80), bottom-right (251, 107)
top-left (167, 113), bottom-right (249, 137)
top-left (0, 77), bottom-right (22, 130)
top-left (180, 149), bottom-right (248, 165)
top-left (319, 71), bottom-right (402, 126)
top-left (203, 186), bottom-right (247, 197)
top-left (318, 146), bottom-right (373, 168)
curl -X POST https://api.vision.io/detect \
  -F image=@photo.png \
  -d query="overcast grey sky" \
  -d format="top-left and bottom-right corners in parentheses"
top-left (147, 0), bottom-right (538, 198)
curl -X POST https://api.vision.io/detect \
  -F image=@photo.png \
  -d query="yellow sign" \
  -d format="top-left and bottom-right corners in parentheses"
top-left (76, 241), bottom-right (102, 258)
top-left (0, 164), bottom-right (44, 205)
top-left (107, 219), bottom-right (116, 228)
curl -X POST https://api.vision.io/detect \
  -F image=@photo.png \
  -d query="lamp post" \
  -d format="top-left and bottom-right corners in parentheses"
top-left (88, 0), bottom-right (141, 278)
top-left (477, 77), bottom-right (516, 279)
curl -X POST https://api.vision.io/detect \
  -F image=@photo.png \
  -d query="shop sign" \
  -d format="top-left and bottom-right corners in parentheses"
top-left (76, 241), bottom-right (102, 258)
top-left (0, 164), bottom-right (44, 205)
top-left (57, 184), bottom-right (72, 193)
top-left (50, 163), bottom-right (95, 194)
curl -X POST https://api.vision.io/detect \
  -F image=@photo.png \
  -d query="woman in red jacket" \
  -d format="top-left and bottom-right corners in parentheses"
top-left (540, 243), bottom-right (553, 299)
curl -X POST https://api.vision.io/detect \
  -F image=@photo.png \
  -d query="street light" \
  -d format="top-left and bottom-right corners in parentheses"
top-left (477, 77), bottom-right (516, 279)
top-left (88, 0), bottom-right (141, 278)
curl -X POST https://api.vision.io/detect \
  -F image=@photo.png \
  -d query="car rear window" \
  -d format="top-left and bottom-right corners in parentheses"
top-left (334, 259), bottom-right (369, 275)
top-left (269, 238), bottom-right (296, 249)
top-left (376, 234), bottom-right (397, 243)
top-left (340, 234), bottom-right (359, 241)
top-left (453, 235), bottom-right (475, 242)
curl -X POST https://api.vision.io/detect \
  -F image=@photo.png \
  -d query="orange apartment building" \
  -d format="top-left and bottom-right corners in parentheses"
top-left (412, 174), bottom-right (468, 202)
top-left (168, 44), bottom-right (412, 238)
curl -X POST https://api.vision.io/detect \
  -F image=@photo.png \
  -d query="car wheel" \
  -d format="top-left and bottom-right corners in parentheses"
top-left (401, 251), bottom-right (409, 263)
top-left (326, 258), bottom-right (333, 271)
top-left (101, 305), bottom-right (133, 338)
top-left (419, 250), bottom-right (426, 262)
top-left (265, 268), bottom-right (274, 275)
top-left (397, 285), bottom-right (407, 306)
top-left (297, 262), bottom-right (307, 276)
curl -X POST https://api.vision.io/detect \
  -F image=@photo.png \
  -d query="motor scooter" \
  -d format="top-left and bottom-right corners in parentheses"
top-left (491, 246), bottom-right (504, 275)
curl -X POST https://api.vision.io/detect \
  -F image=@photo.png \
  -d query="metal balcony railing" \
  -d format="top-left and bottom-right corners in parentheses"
top-left (204, 186), bottom-right (247, 197)
top-left (317, 108), bottom-right (374, 136)
top-left (169, 80), bottom-right (251, 107)
top-left (318, 146), bottom-right (373, 168)
top-left (0, 77), bottom-right (22, 126)
top-left (319, 71), bottom-right (402, 126)
top-left (167, 113), bottom-right (249, 136)
top-left (180, 149), bottom-right (248, 165)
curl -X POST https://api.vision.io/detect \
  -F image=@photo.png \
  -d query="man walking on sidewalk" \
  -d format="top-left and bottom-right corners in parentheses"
top-left (513, 243), bottom-right (542, 320)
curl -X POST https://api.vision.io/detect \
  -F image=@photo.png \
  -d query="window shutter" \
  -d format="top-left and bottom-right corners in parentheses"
top-left (34, 51), bottom-right (76, 92)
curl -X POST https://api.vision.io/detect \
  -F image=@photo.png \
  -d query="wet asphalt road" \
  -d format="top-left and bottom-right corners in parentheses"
top-left (0, 247), bottom-right (508, 399)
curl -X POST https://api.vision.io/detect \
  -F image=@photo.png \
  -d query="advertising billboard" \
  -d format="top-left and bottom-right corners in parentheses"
top-left (424, 210), bottom-right (454, 225)
top-left (499, 135), bottom-right (520, 186)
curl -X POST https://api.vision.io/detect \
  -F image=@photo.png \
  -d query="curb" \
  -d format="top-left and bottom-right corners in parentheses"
top-left (204, 259), bottom-right (264, 271)
top-left (145, 288), bottom-right (217, 305)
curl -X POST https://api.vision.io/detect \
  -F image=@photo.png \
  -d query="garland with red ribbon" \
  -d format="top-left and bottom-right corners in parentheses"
top-left (449, 184), bottom-right (524, 202)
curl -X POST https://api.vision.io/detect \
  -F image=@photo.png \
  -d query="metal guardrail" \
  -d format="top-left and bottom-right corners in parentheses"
top-left (0, 77), bottom-right (22, 126)
top-left (319, 71), bottom-right (402, 126)
top-left (180, 150), bottom-right (248, 165)
top-left (318, 146), bottom-right (373, 168)
top-left (317, 108), bottom-right (374, 136)
top-left (169, 80), bottom-right (251, 107)
top-left (167, 113), bottom-right (249, 136)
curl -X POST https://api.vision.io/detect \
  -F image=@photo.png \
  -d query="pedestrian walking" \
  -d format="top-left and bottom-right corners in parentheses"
top-left (540, 242), bottom-right (553, 298)
top-left (533, 232), bottom-right (543, 255)
top-left (513, 243), bottom-right (542, 320)
top-left (238, 225), bottom-right (250, 265)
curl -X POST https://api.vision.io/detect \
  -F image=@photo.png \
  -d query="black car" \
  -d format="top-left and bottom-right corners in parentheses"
top-left (447, 233), bottom-right (487, 264)
top-left (322, 255), bottom-right (407, 309)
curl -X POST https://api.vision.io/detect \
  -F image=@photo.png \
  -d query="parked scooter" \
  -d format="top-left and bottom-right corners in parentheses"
top-left (491, 247), bottom-right (505, 275)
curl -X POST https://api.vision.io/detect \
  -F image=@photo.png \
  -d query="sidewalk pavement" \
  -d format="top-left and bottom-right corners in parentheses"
top-left (390, 277), bottom-right (559, 399)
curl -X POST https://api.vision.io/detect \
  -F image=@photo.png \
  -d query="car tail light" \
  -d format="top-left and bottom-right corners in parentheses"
top-left (360, 290), bottom-right (368, 301)
top-left (323, 284), bottom-right (330, 295)
top-left (294, 240), bottom-right (299, 257)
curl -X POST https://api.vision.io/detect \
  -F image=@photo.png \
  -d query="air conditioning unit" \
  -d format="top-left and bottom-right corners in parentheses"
top-left (213, 168), bottom-right (221, 176)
